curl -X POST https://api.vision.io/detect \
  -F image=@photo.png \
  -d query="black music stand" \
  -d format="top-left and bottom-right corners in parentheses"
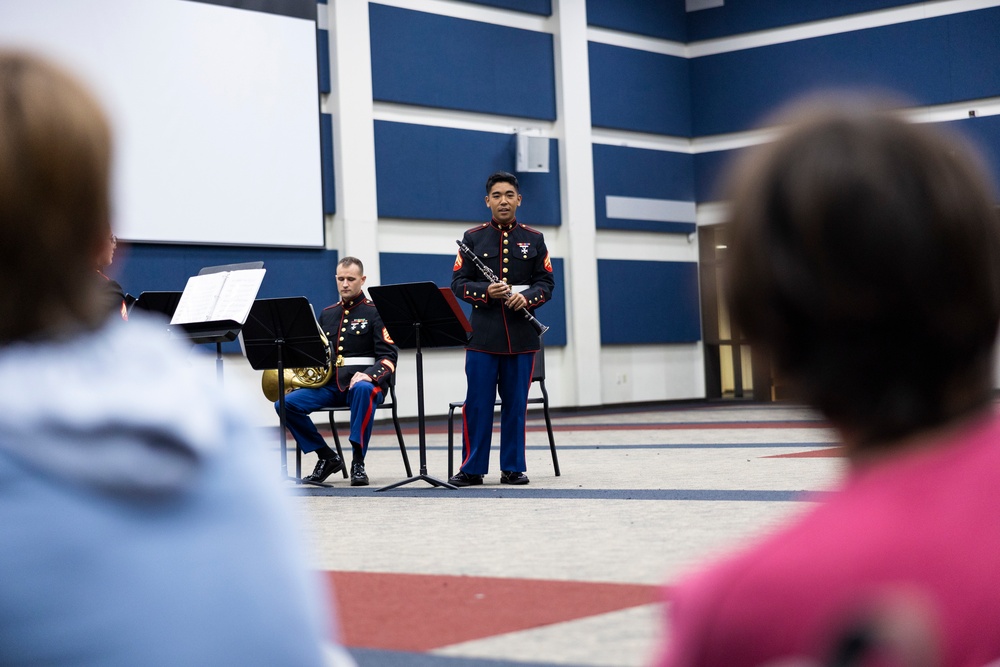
top-left (369, 282), bottom-right (471, 492)
top-left (195, 262), bottom-right (264, 380)
top-left (240, 297), bottom-right (328, 485)
top-left (131, 291), bottom-right (182, 319)
top-left (169, 262), bottom-right (265, 383)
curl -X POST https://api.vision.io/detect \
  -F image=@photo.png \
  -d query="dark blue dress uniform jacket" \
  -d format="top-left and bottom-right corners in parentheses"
top-left (319, 294), bottom-right (397, 391)
top-left (452, 220), bottom-right (554, 354)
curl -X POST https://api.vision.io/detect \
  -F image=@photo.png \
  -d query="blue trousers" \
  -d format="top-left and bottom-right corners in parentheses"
top-left (460, 350), bottom-right (534, 475)
top-left (276, 381), bottom-right (384, 457)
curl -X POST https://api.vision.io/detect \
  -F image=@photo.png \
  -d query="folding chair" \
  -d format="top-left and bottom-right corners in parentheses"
top-left (447, 345), bottom-right (560, 478)
top-left (319, 374), bottom-right (412, 479)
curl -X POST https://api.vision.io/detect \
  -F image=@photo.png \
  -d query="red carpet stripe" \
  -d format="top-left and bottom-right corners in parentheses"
top-left (326, 571), bottom-right (660, 652)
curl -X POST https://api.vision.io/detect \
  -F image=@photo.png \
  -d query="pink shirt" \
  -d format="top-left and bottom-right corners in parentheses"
top-left (657, 411), bottom-right (1000, 667)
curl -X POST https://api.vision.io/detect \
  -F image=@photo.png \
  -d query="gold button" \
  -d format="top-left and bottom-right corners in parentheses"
top-left (503, 232), bottom-right (508, 237)
top-left (339, 336), bottom-right (345, 341)
top-left (338, 346), bottom-right (344, 351)
top-left (503, 248), bottom-right (509, 254)
top-left (503, 258), bottom-right (509, 264)
top-left (344, 310), bottom-right (349, 315)
top-left (502, 268), bottom-right (508, 273)
top-left (502, 278), bottom-right (509, 283)
top-left (503, 239), bottom-right (509, 245)
top-left (484, 253), bottom-right (489, 257)
top-left (341, 327), bottom-right (346, 331)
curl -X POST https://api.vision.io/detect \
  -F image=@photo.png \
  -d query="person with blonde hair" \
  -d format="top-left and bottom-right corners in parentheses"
top-left (657, 97), bottom-right (1000, 666)
top-left (0, 50), bottom-right (351, 666)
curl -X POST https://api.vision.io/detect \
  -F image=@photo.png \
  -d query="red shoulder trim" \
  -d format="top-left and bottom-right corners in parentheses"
top-left (518, 224), bottom-right (543, 235)
top-left (465, 223), bottom-right (491, 236)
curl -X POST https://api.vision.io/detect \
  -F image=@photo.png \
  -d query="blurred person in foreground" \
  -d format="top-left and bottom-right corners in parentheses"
top-left (0, 50), bottom-right (352, 666)
top-left (95, 231), bottom-right (128, 320)
top-left (656, 96), bottom-right (1000, 667)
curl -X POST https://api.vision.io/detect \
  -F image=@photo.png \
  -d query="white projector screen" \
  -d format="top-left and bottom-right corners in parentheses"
top-left (0, 0), bottom-right (324, 247)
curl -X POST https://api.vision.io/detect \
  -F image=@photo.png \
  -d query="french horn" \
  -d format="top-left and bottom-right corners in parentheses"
top-left (261, 334), bottom-right (335, 402)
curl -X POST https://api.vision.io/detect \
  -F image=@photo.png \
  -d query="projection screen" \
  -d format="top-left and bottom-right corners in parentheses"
top-left (0, 0), bottom-right (324, 247)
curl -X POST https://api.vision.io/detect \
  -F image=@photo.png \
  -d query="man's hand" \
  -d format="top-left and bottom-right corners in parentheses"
top-left (487, 282), bottom-right (510, 300)
top-left (505, 291), bottom-right (527, 311)
top-left (487, 282), bottom-right (526, 310)
top-left (349, 372), bottom-right (372, 389)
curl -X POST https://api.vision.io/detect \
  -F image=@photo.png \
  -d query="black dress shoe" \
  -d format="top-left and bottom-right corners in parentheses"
top-left (350, 461), bottom-right (369, 486)
top-left (500, 471), bottom-right (529, 485)
top-left (448, 471), bottom-right (484, 487)
top-left (303, 456), bottom-right (343, 483)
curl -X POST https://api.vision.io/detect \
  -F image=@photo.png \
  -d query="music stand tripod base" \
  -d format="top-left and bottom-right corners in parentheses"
top-left (368, 282), bottom-right (471, 493)
top-left (376, 475), bottom-right (457, 492)
top-left (292, 476), bottom-right (334, 488)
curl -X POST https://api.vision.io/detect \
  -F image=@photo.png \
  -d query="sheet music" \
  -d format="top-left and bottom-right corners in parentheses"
top-left (170, 268), bottom-right (265, 325)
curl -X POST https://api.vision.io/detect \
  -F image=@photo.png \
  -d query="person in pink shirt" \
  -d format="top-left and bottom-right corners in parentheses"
top-left (657, 96), bottom-right (1000, 667)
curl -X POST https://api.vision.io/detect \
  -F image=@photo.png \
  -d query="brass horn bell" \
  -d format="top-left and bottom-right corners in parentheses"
top-left (261, 335), bottom-right (335, 402)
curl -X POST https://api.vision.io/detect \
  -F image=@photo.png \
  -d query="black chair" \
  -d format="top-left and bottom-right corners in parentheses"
top-left (447, 346), bottom-right (560, 478)
top-left (308, 374), bottom-right (412, 479)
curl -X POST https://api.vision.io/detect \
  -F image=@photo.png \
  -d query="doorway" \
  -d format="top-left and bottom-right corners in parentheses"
top-left (698, 224), bottom-right (773, 401)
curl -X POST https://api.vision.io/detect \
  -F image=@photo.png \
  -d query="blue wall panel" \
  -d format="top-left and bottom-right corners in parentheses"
top-left (589, 42), bottom-right (691, 137)
top-left (316, 28), bottom-right (330, 94)
top-left (690, 8), bottom-right (1000, 137)
top-left (693, 147), bottom-right (745, 203)
top-left (597, 259), bottom-right (700, 344)
top-left (460, 0), bottom-right (551, 15)
top-left (593, 144), bottom-right (695, 233)
top-left (113, 244), bottom-right (339, 352)
top-left (946, 115), bottom-right (1000, 195)
top-left (686, 0), bottom-right (923, 41)
top-left (374, 121), bottom-right (561, 226)
top-left (320, 113), bottom-right (335, 215)
top-left (586, 0), bottom-right (687, 41)
top-left (115, 245), bottom-right (339, 311)
top-left (380, 252), bottom-right (567, 347)
top-left (692, 113), bottom-right (1000, 205)
top-left (369, 4), bottom-right (556, 120)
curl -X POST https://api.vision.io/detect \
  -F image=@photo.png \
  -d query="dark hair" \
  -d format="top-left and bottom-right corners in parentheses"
top-left (0, 50), bottom-right (113, 343)
top-left (485, 171), bottom-right (519, 194)
top-left (338, 256), bottom-right (364, 274)
top-left (725, 96), bottom-right (1000, 448)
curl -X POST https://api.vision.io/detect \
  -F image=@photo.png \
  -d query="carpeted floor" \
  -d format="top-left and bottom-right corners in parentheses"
top-left (284, 401), bottom-right (845, 666)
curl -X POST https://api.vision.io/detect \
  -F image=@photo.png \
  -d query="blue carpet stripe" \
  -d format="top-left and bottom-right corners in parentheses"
top-left (353, 442), bottom-right (836, 451)
top-left (290, 487), bottom-right (820, 501)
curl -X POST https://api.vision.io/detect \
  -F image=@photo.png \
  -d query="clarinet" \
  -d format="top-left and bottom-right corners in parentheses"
top-left (456, 239), bottom-right (549, 336)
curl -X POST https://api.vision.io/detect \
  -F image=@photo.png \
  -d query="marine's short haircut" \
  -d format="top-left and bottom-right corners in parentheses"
top-left (485, 171), bottom-right (519, 195)
top-left (338, 256), bottom-right (364, 274)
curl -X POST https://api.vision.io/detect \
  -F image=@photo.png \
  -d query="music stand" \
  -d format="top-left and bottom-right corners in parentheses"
top-left (369, 282), bottom-right (471, 491)
top-left (240, 297), bottom-right (328, 484)
top-left (170, 262), bottom-right (265, 382)
top-left (131, 291), bottom-right (182, 319)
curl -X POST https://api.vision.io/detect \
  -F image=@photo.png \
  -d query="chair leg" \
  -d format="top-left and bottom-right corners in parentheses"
top-left (541, 390), bottom-right (559, 476)
top-left (447, 405), bottom-right (458, 478)
top-left (327, 412), bottom-right (349, 479)
top-left (391, 404), bottom-right (412, 477)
